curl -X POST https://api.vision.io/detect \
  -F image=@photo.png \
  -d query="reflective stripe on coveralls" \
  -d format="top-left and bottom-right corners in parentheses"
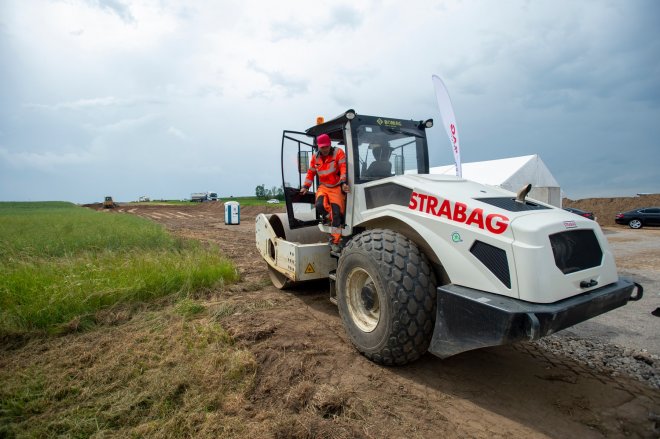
top-left (303, 148), bottom-right (347, 189)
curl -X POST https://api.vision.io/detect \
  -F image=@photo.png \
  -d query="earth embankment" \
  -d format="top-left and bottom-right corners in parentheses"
top-left (564, 193), bottom-right (660, 226)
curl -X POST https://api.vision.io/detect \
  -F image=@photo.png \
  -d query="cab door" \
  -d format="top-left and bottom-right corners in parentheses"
top-left (281, 131), bottom-right (318, 229)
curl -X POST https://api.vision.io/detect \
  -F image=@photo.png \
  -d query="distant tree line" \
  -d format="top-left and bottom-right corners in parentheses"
top-left (255, 184), bottom-right (285, 200)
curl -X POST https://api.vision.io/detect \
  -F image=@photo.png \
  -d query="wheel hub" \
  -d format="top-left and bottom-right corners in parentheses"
top-left (346, 268), bottom-right (381, 332)
top-left (361, 284), bottom-right (376, 311)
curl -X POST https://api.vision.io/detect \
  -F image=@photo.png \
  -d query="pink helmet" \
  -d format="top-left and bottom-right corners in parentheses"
top-left (317, 134), bottom-right (331, 147)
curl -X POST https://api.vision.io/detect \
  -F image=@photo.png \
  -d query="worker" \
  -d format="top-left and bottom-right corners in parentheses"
top-left (300, 133), bottom-right (350, 252)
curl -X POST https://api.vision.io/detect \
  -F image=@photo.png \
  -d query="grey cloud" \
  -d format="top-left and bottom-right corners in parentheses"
top-left (270, 21), bottom-right (307, 42)
top-left (270, 4), bottom-right (362, 41)
top-left (86, 0), bottom-right (135, 23)
top-left (195, 86), bottom-right (224, 98)
top-left (521, 88), bottom-right (589, 111)
top-left (167, 126), bottom-right (188, 141)
top-left (24, 96), bottom-right (164, 111)
top-left (247, 61), bottom-right (308, 97)
top-left (0, 146), bottom-right (99, 170)
top-left (329, 66), bottom-right (379, 107)
top-left (328, 5), bottom-right (363, 30)
top-left (503, 3), bottom-right (660, 111)
top-left (90, 114), bottom-right (161, 133)
top-left (25, 97), bottom-right (122, 111)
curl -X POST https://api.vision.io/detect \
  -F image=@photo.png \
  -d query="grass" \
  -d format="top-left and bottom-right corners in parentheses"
top-left (0, 202), bottom-right (239, 335)
top-left (176, 298), bottom-right (207, 318)
top-left (0, 202), bottom-right (258, 437)
top-left (0, 309), bottom-right (256, 438)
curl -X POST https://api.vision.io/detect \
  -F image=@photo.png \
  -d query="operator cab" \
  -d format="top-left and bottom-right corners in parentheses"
top-left (280, 109), bottom-right (433, 230)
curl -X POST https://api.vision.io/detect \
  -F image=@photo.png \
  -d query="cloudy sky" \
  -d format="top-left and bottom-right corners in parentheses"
top-left (1, 0), bottom-right (658, 203)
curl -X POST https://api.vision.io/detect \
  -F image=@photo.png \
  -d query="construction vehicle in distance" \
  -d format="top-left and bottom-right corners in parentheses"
top-left (191, 191), bottom-right (218, 202)
top-left (255, 109), bottom-right (643, 365)
top-left (191, 192), bottom-right (208, 202)
top-left (103, 196), bottom-right (116, 208)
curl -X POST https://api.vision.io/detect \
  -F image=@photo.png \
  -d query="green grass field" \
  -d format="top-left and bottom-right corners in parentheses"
top-left (218, 196), bottom-right (282, 206)
top-left (0, 202), bottom-right (238, 335)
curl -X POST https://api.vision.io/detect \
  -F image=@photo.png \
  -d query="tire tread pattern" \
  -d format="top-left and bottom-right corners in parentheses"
top-left (338, 229), bottom-right (437, 365)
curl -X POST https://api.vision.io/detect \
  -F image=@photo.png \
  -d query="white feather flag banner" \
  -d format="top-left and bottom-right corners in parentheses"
top-left (431, 74), bottom-right (462, 178)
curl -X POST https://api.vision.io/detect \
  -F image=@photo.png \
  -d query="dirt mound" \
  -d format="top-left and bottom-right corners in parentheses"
top-left (81, 202), bottom-right (103, 208)
top-left (564, 193), bottom-right (660, 226)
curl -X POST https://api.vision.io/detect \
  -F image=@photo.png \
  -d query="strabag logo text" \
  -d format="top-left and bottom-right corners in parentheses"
top-left (408, 192), bottom-right (510, 234)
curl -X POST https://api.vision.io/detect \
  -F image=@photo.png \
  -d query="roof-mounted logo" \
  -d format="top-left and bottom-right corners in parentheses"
top-left (376, 118), bottom-right (402, 127)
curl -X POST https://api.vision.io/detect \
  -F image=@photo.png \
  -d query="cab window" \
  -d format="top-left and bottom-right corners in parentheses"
top-left (355, 124), bottom-right (425, 182)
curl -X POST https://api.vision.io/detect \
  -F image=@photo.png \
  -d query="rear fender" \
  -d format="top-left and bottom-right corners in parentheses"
top-left (357, 216), bottom-right (450, 285)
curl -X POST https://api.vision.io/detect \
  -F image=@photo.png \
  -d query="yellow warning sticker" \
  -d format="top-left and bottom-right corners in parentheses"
top-left (305, 263), bottom-right (315, 274)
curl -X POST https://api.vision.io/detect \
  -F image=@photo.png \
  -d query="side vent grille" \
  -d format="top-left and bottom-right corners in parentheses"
top-left (550, 230), bottom-right (602, 274)
top-left (470, 241), bottom-right (511, 288)
top-left (364, 183), bottom-right (413, 209)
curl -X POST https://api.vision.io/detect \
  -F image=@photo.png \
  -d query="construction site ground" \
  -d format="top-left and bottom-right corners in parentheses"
top-left (5, 197), bottom-right (660, 438)
top-left (120, 199), bottom-right (659, 437)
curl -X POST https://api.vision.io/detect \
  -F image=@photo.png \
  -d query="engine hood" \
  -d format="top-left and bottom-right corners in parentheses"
top-left (388, 174), bottom-right (564, 238)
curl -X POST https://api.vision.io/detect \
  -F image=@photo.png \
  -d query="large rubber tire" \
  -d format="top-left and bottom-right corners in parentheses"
top-left (629, 219), bottom-right (643, 229)
top-left (336, 229), bottom-right (437, 365)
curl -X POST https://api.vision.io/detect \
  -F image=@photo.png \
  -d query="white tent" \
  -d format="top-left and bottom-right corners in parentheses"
top-left (430, 154), bottom-right (562, 207)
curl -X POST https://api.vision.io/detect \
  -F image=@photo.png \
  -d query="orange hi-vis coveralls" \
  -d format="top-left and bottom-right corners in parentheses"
top-left (302, 147), bottom-right (347, 244)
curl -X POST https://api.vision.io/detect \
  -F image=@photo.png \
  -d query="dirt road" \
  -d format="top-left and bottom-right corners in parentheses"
top-left (109, 202), bottom-right (659, 438)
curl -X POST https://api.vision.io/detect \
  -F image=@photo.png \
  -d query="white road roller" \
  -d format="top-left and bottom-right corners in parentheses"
top-left (255, 109), bottom-right (642, 365)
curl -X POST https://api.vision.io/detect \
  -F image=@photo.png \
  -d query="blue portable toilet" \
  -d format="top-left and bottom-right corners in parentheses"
top-left (224, 201), bottom-right (240, 225)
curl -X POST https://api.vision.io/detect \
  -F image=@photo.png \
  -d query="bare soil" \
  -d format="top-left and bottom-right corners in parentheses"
top-left (564, 193), bottom-right (660, 226)
top-left (104, 200), bottom-right (659, 438)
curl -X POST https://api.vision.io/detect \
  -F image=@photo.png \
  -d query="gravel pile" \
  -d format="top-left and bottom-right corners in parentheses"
top-left (533, 334), bottom-right (660, 389)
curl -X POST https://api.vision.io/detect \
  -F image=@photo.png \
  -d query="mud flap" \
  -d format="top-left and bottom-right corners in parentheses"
top-left (428, 278), bottom-right (638, 359)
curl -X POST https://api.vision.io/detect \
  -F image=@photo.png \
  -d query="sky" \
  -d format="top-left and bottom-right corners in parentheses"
top-left (1, 0), bottom-right (659, 203)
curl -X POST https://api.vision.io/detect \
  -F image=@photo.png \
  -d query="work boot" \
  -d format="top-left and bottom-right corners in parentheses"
top-left (330, 236), bottom-right (344, 254)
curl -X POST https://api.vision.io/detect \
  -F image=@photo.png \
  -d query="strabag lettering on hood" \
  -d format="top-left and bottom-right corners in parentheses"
top-left (408, 191), bottom-right (510, 234)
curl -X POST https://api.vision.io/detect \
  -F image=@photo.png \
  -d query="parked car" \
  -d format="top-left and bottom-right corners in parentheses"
top-left (615, 207), bottom-right (660, 229)
top-left (563, 207), bottom-right (595, 221)
top-left (266, 199), bottom-right (280, 204)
